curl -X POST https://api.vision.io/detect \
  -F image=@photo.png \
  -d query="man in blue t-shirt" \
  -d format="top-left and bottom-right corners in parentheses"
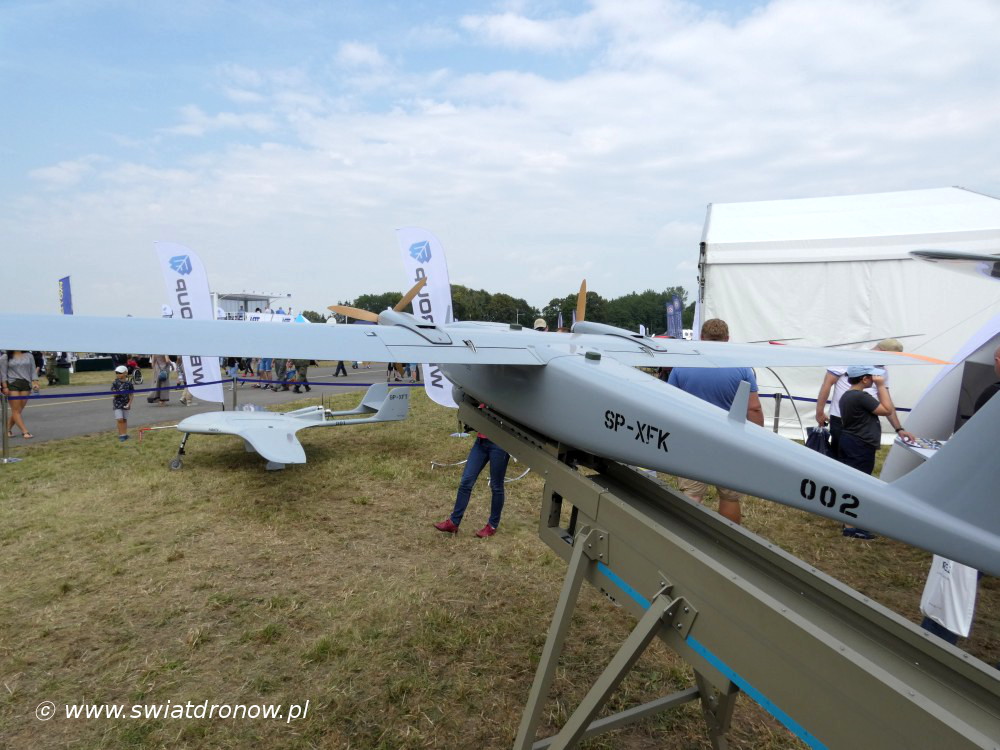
top-left (667, 318), bottom-right (764, 524)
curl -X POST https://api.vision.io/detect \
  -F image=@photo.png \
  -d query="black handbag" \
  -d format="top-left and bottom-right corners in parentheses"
top-left (805, 426), bottom-right (831, 456)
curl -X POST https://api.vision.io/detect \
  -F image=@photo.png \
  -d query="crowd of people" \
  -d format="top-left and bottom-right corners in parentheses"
top-left (0, 353), bottom-right (420, 444)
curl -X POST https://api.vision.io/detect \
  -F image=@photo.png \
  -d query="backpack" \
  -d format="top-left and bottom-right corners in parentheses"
top-left (805, 426), bottom-right (831, 456)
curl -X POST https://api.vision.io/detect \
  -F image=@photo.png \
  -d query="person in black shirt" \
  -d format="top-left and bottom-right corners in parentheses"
top-left (838, 365), bottom-right (899, 540)
top-left (838, 365), bottom-right (896, 474)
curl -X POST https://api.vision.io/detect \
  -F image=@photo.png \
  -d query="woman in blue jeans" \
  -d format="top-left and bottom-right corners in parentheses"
top-left (434, 434), bottom-right (510, 538)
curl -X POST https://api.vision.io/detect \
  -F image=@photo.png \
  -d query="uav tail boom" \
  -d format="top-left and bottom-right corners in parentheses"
top-left (891, 388), bottom-right (1000, 542)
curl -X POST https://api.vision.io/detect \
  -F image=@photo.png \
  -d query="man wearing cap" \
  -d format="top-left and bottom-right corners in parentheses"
top-left (838, 366), bottom-right (897, 472)
top-left (838, 365), bottom-right (901, 539)
top-left (815, 338), bottom-right (916, 458)
top-left (110, 365), bottom-right (135, 442)
top-left (533, 318), bottom-right (549, 332)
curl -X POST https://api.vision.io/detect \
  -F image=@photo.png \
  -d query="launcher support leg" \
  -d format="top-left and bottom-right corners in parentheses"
top-left (514, 529), bottom-right (597, 750)
top-left (545, 592), bottom-right (679, 750)
top-left (695, 670), bottom-right (738, 750)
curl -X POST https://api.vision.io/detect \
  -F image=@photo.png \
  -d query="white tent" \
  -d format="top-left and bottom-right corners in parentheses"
top-left (698, 186), bottom-right (1000, 441)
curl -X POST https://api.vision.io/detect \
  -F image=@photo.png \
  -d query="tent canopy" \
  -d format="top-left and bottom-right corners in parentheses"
top-left (698, 186), bottom-right (1000, 439)
top-left (703, 187), bottom-right (1000, 265)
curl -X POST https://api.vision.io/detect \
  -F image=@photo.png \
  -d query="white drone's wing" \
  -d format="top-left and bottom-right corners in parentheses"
top-left (911, 249), bottom-right (1000, 282)
top-left (177, 412), bottom-right (310, 465)
top-left (0, 312), bottom-right (939, 369)
top-left (174, 385), bottom-right (410, 466)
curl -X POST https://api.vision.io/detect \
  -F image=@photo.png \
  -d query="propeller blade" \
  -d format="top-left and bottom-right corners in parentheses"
top-left (327, 305), bottom-right (379, 323)
top-left (395, 277), bottom-right (429, 312)
top-left (575, 279), bottom-right (587, 324)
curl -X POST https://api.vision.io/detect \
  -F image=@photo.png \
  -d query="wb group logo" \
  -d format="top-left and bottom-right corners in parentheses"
top-left (169, 255), bottom-right (193, 275)
top-left (408, 241), bottom-right (432, 264)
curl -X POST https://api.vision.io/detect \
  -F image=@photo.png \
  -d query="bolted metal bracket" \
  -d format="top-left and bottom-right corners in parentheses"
top-left (577, 525), bottom-right (609, 564)
top-left (655, 571), bottom-right (674, 596)
top-left (663, 596), bottom-right (698, 639)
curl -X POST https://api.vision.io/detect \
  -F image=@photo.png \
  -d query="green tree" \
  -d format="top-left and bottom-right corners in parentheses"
top-left (451, 285), bottom-right (537, 323)
top-left (452, 285), bottom-right (490, 321)
top-left (352, 291), bottom-right (404, 315)
top-left (683, 302), bottom-right (696, 329)
top-left (541, 288), bottom-right (607, 328)
top-left (339, 284), bottom-right (692, 331)
top-left (300, 310), bottom-right (326, 324)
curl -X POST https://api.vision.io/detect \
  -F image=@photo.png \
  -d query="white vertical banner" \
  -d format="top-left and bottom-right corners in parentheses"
top-left (154, 242), bottom-right (225, 403)
top-left (396, 227), bottom-right (457, 409)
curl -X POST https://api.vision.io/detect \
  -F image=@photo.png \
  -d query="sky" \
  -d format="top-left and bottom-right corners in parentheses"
top-left (3, 0), bottom-right (1000, 317)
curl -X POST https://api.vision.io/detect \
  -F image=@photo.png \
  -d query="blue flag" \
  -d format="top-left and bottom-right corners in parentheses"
top-left (58, 276), bottom-right (74, 315)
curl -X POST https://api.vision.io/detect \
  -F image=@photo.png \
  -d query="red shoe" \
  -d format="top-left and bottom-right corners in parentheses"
top-left (475, 524), bottom-right (497, 538)
top-left (434, 519), bottom-right (459, 534)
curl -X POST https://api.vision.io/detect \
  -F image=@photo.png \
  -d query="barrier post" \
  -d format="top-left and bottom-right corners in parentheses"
top-left (772, 392), bottom-right (782, 434)
top-left (230, 376), bottom-right (239, 411)
top-left (1, 393), bottom-right (23, 465)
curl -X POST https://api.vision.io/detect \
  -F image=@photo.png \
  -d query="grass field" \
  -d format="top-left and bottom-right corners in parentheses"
top-left (1, 388), bottom-right (997, 749)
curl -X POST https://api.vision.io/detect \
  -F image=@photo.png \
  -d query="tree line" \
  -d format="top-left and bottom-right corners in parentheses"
top-left (305, 284), bottom-right (695, 333)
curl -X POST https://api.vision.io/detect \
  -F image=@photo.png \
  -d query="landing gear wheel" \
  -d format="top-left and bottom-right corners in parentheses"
top-left (168, 457), bottom-right (183, 470)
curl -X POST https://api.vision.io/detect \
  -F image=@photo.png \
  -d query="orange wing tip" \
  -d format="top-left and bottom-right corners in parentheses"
top-left (893, 352), bottom-right (951, 365)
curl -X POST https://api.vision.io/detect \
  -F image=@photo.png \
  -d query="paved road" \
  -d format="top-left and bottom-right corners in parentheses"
top-left (5, 365), bottom-right (413, 446)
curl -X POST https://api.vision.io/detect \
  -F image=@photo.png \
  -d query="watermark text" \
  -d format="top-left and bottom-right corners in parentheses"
top-left (37, 700), bottom-right (310, 724)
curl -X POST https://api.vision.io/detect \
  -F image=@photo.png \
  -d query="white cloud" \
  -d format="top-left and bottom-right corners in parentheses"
top-left (28, 157), bottom-right (100, 190)
top-left (335, 42), bottom-right (388, 69)
top-left (218, 63), bottom-right (265, 89)
top-left (224, 87), bottom-right (267, 104)
top-left (460, 11), bottom-right (596, 50)
top-left (6, 0), bottom-right (1000, 316)
top-left (163, 105), bottom-right (278, 137)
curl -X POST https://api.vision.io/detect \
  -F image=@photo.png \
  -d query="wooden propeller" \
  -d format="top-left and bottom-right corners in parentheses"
top-left (395, 276), bottom-right (428, 312)
top-left (575, 279), bottom-right (587, 324)
top-left (328, 277), bottom-right (429, 322)
top-left (326, 304), bottom-right (378, 322)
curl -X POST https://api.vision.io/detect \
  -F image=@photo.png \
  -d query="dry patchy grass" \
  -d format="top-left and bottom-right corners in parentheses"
top-left (0, 389), bottom-right (996, 749)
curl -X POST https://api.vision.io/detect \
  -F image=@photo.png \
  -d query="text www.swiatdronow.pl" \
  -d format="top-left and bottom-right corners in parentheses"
top-left (35, 700), bottom-right (310, 724)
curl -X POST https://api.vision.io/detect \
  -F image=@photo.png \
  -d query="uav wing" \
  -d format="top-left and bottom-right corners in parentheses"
top-left (176, 411), bottom-right (312, 465)
top-left (0, 312), bottom-right (937, 369)
top-left (911, 249), bottom-right (1000, 281)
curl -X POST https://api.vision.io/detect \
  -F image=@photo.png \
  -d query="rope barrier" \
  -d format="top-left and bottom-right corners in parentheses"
top-left (235, 377), bottom-right (423, 388)
top-left (4, 379), bottom-right (227, 400)
top-left (758, 392), bottom-right (910, 412)
top-left (3, 378), bottom-right (421, 401)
